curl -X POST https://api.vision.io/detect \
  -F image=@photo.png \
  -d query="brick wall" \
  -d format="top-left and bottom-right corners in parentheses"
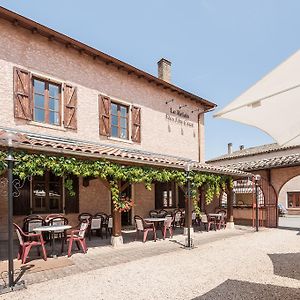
top-left (0, 18), bottom-right (204, 161)
top-left (132, 183), bottom-right (155, 218)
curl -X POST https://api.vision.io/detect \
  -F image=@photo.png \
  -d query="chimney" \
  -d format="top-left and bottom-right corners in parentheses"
top-left (228, 143), bottom-right (233, 155)
top-left (239, 145), bottom-right (245, 151)
top-left (158, 58), bottom-right (171, 83)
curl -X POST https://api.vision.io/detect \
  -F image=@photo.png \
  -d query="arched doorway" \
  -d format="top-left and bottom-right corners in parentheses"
top-left (278, 175), bottom-right (300, 214)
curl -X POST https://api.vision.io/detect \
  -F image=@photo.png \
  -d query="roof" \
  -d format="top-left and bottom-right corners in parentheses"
top-left (0, 6), bottom-right (216, 110)
top-left (207, 143), bottom-right (300, 163)
top-left (220, 153), bottom-right (300, 171)
top-left (0, 129), bottom-right (250, 178)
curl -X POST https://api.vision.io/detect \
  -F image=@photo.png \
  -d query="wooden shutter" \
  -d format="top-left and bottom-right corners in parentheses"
top-left (14, 67), bottom-right (32, 120)
top-left (155, 182), bottom-right (164, 209)
top-left (13, 177), bottom-right (30, 215)
top-left (63, 84), bottom-right (77, 130)
top-left (131, 106), bottom-right (141, 143)
top-left (98, 94), bottom-right (111, 136)
top-left (64, 176), bottom-right (79, 214)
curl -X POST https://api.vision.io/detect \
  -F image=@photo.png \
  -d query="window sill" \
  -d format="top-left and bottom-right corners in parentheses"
top-left (29, 121), bottom-right (67, 131)
top-left (108, 136), bottom-right (133, 144)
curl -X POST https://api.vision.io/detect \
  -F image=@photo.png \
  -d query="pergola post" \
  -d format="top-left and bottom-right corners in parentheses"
top-left (226, 180), bottom-right (235, 229)
top-left (110, 182), bottom-right (123, 247)
top-left (184, 164), bottom-right (193, 247)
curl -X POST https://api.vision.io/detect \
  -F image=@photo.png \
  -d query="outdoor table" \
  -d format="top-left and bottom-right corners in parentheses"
top-left (208, 213), bottom-right (222, 218)
top-left (144, 217), bottom-right (167, 229)
top-left (33, 225), bottom-right (71, 258)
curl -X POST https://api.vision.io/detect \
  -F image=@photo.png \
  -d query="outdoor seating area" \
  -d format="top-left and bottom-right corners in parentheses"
top-left (11, 212), bottom-right (116, 264)
top-left (132, 208), bottom-right (228, 243)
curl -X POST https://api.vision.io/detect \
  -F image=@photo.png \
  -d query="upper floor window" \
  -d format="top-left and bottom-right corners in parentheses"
top-left (33, 78), bottom-right (61, 125)
top-left (99, 95), bottom-right (141, 142)
top-left (111, 102), bottom-right (129, 139)
top-left (14, 67), bottom-right (77, 130)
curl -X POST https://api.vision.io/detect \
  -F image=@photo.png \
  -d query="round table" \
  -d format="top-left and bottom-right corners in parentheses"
top-left (33, 225), bottom-right (72, 258)
top-left (144, 217), bottom-right (167, 223)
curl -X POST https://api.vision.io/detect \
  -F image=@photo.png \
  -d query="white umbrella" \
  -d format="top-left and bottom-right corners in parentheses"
top-left (214, 49), bottom-right (300, 146)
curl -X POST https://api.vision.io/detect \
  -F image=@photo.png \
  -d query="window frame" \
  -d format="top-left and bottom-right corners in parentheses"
top-left (110, 101), bottom-right (129, 140)
top-left (32, 171), bottom-right (63, 214)
top-left (155, 182), bottom-right (176, 209)
top-left (287, 192), bottom-right (300, 208)
top-left (32, 76), bottom-right (62, 126)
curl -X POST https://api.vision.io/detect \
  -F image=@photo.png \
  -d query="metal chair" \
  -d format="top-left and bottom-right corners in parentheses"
top-left (89, 215), bottom-right (103, 240)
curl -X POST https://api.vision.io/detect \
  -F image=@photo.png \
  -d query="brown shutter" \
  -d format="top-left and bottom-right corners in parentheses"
top-left (64, 175), bottom-right (79, 214)
top-left (14, 67), bottom-right (32, 120)
top-left (131, 106), bottom-right (141, 143)
top-left (13, 177), bottom-right (31, 215)
top-left (98, 94), bottom-right (111, 136)
top-left (63, 84), bottom-right (77, 130)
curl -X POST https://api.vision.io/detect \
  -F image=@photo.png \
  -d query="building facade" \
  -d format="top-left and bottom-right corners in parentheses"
top-left (0, 7), bottom-right (247, 241)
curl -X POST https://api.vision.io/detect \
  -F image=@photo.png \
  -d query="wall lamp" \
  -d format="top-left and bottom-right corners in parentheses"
top-left (165, 99), bottom-right (174, 105)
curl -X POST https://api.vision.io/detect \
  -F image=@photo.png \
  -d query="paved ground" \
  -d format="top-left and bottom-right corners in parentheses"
top-left (0, 225), bottom-right (299, 299)
top-left (278, 215), bottom-right (300, 229)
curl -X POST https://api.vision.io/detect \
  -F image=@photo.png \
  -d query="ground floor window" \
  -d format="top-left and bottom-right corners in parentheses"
top-left (155, 182), bottom-right (176, 209)
top-left (287, 192), bottom-right (300, 208)
top-left (13, 173), bottom-right (79, 215)
top-left (33, 172), bottom-right (62, 213)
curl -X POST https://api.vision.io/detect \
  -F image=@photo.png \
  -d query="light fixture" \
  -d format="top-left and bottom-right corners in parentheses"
top-left (165, 99), bottom-right (174, 105)
top-left (179, 104), bottom-right (187, 109)
top-left (191, 108), bottom-right (201, 113)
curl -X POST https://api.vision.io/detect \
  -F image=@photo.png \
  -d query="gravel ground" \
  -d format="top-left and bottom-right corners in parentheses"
top-left (0, 228), bottom-right (299, 300)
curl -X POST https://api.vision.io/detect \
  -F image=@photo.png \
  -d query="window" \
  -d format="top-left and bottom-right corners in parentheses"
top-left (32, 172), bottom-right (62, 213)
top-left (110, 102), bottom-right (129, 139)
top-left (155, 182), bottom-right (176, 209)
top-left (33, 78), bottom-right (61, 125)
top-left (287, 192), bottom-right (300, 208)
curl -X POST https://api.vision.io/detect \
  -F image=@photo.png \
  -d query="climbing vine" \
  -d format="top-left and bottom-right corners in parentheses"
top-left (0, 150), bottom-right (233, 213)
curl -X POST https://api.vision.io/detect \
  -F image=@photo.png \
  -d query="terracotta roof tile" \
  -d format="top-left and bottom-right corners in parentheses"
top-left (0, 130), bottom-right (250, 177)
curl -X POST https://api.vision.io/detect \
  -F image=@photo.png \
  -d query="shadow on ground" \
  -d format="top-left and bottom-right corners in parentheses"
top-left (193, 279), bottom-right (300, 299)
top-left (268, 253), bottom-right (300, 280)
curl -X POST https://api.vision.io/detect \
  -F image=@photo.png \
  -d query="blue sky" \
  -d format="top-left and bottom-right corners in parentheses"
top-left (1, 1), bottom-right (299, 159)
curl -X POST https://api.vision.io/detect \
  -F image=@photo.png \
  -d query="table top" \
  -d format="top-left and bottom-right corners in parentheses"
top-left (33, 225), bottom-right (72, 232)
top-left (208, 213), bottom-right (222, 217)
top-left (144, 217), bottom-right (166, 222)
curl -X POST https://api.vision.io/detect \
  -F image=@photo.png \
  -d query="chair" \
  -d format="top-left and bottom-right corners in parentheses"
top-left (161, 215), bottom-right (174, 239)
top-left (95, 212), bottom-right (108, 237)
top-left (48, 216), bottom-right (69, 247)
top-left (62, 220), bottom-right (89, 257)
top-left (158, 209), bottom-right (168, 217)
top-left (173, 210), bottom-right (182, 229)
top-left (192, 211), bottom-right (198, 226)
top-left (78, 212), bottom-right (92, 222)
top-left (14, 223), bottom-right (47, 264)
top-left (44, 214), bottom-right (64, 224)
top-left (134, 215), bottom-right (156, 243)
top-left (89, 215), bottom-right (103, 240)
top-left (107, 215), bottom-right (113, 238)
top-left (200, 214), bottom-right (217, 232)
top-left (216, 211), bottom-right (227, 229)
top-left (23, 216), bottom-right (44, 233)
top-left (149, 210), bottom-right (159, 218)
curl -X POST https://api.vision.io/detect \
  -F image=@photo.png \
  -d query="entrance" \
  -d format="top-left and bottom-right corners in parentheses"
top-left (121, 183), bottom-right (132, 226)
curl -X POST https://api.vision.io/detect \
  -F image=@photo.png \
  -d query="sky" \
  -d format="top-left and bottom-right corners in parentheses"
top-left (1, 0), bottom-right (300, 160)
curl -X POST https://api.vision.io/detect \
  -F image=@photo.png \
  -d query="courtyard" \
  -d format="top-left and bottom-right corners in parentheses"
top-left (0, 226), bottom-right (299, 299)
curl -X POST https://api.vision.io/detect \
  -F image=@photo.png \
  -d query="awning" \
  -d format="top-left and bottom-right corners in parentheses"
top-left (0, 129), bottom-right (250, 178)
top-left (214, 49), bottom-right (300, 146)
